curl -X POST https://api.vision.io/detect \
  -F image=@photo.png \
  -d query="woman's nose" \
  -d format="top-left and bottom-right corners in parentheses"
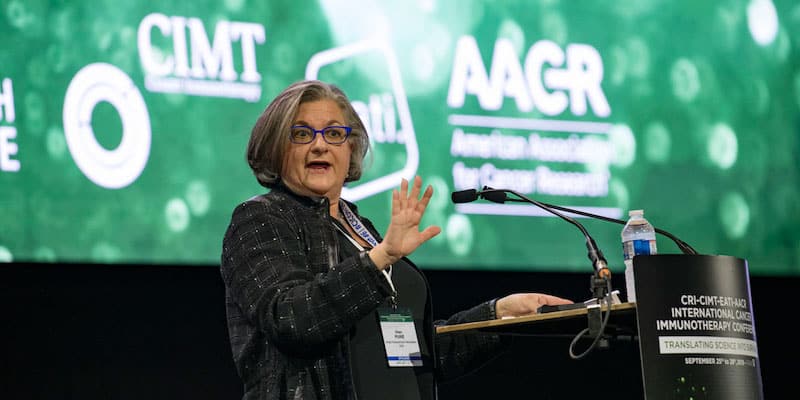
top-left (308, 132), bottom-right (328, 151)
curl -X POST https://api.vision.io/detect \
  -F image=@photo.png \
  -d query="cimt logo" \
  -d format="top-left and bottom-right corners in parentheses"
top-left (306, 40), bottom-right (418, 202)
top-left (60, 14), bottom-right (266, 190)
top-left (137, 13), bottom-right (266, 102)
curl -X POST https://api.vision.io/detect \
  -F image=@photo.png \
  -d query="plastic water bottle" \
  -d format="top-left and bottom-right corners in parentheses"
top-left (621, 209), bottom-right (657, 303)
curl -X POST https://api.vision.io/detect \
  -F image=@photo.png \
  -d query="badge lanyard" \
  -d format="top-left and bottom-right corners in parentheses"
top-left (336, 202), bottom-right (397, 308)
top-left (339, 201), bottom-right (379, 247)
top-left (337, 202), bottom-right (421, 368)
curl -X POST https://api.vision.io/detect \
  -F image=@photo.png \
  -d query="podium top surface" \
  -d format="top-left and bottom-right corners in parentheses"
top-left (436, 302), bottom-right (637, 335)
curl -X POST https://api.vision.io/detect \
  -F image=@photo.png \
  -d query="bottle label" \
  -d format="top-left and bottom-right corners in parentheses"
top-left (633, 239), bottom-right (655, 255)
top-left (623, 239), bottom-right (656, 260)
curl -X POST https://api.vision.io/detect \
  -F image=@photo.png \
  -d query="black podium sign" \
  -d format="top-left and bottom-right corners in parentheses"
top-left (633, 254), bottom-right (763, 400)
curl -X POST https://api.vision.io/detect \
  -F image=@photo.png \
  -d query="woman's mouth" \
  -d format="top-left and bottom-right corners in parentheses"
top-left (306, 160), bottom-right (331, 171)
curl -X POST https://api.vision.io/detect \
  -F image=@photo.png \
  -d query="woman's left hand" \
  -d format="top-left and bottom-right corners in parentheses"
top-left (494, 293), bottom-right (574, 318)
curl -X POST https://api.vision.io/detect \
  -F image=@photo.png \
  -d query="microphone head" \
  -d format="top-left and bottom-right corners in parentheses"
top-left (481, 190), bottom-right (507, 203)
top-left (451, 189), bottom-right (479, 204)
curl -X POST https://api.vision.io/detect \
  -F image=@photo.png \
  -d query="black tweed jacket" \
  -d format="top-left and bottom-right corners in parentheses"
top-left (220, 184), bottom-right (505, 400)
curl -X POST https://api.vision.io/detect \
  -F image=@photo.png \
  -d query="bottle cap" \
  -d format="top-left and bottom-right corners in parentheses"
top-left (628, 209), bottom-right (644, 217)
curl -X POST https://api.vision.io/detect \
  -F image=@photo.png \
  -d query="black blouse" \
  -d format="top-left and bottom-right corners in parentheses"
top-left (335, 222), bottom-right (435, 400)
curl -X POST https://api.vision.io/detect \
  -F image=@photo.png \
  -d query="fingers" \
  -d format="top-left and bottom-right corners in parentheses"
top-left (391, 189), bottom-right (400, 217)
top-left (420, 226), bottom-right (442, 242)
top-left (400, 176), bottom-right (432, 208)
top-left (496, 293), bottom-right (575, 318)
top-left (417, 184), bottom-right (434, 213)
top-left (408, 175), bottom-right (422, 202)
top-left (399, 178), bottom-right (409, 209)
top-left (539, 294), bottom-right (573, 305)
top-left (383, 176), bottom-right (439, 261)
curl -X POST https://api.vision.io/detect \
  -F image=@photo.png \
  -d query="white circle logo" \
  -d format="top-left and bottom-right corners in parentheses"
top-left (63, 63), bottom-right (151, 189)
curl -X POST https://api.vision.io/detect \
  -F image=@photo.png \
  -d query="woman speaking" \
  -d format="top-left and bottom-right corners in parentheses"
top-left (220, 80), bottom-right (571, 400)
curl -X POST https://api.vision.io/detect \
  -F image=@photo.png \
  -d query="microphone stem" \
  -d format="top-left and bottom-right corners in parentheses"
top-left (501, 189), bottom-right (610, 278)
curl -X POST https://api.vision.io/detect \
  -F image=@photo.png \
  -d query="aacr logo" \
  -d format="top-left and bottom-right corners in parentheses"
top-left (137, 13), bottom-right (265, 102)
top-left (447, 35), bottom-right (610, 118)
top-left (446, 35), bottom-right (620, 219)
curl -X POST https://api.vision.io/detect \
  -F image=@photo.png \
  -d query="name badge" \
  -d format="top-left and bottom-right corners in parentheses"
top-left (378, 307), bottom-right (423, 367)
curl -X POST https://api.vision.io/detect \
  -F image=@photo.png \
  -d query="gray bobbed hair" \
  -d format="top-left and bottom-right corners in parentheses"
top-left (246, 80), bottom-right (370, 188)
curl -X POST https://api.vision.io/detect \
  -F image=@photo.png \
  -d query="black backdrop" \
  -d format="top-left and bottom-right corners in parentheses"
top-left (1, 263), bottom-right (790, 399)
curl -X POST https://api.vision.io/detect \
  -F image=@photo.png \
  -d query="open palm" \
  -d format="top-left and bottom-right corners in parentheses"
top-left (370, 176), bottom-right (441, 269)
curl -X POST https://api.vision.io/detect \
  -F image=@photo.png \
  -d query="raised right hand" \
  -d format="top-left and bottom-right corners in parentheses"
top-left (369, 176), bottom-right (441, 269)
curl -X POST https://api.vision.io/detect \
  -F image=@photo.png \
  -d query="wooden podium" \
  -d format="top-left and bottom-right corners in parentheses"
top-left (437, 302), bottom-right (637, 336)
top-left (436, 255), bottom-right (764, 400)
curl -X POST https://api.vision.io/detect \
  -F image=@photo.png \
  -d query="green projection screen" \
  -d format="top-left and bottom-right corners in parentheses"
top-left (1, 0), bottom-right (798, 275)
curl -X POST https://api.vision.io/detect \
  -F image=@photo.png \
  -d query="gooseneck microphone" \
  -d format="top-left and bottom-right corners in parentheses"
top-left (453, 186), bottom-right (618, 359)
top-left (466, 187), bottom-right (698, 255)
top-left (452, 188), bottom-right (611, 279)
top-left (450, 189), bottom-right (480, 204)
